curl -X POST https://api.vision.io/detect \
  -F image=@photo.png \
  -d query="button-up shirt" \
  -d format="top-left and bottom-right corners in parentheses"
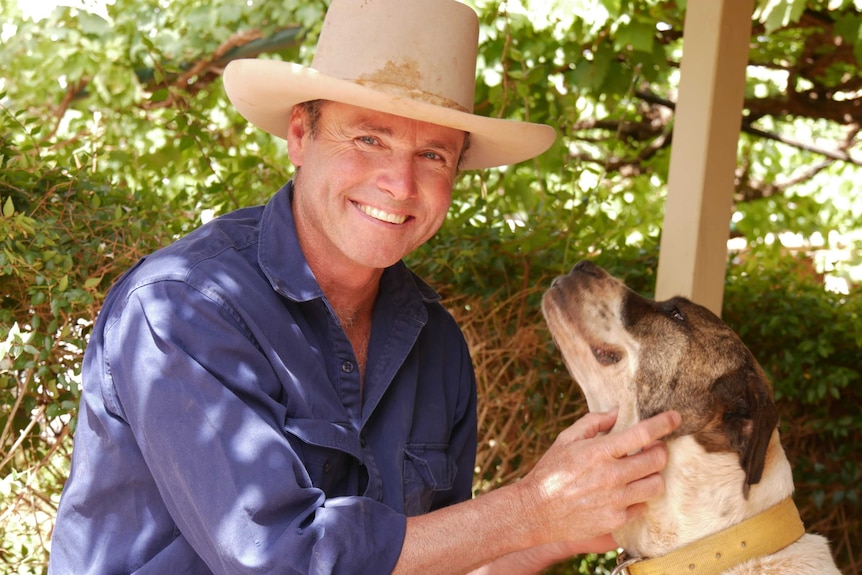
top-left (50, 182), bottom-right (478, 575)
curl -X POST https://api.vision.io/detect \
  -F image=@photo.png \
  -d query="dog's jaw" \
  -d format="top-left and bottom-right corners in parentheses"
top-left (541, 270), bottom-right (643, 431)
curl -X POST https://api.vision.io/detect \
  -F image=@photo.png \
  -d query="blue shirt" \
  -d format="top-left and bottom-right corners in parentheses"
top-left (50, 182), bottom-right (478, 575)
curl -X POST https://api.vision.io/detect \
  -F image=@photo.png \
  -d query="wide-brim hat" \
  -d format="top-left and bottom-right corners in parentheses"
top-left (222, 0), bottom-right (556, 170)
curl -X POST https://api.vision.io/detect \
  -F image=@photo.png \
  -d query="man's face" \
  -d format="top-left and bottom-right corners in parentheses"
top-left (287, 101), bottom-right (465, 273)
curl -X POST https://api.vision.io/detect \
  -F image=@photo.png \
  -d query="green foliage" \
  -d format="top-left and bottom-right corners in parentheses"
top-left (723, 254), bottom-right (861, 570)
top-left (726, 256), bottom-right (861, 408)
top-left (757, 0), bottom-right (809, 33)
top-left (0, 99), bottom-right (176, 573)
top-left (0, 0), bottom-right (860, 572)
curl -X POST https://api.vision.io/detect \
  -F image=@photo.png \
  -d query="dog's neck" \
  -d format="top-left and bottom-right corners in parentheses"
top-left (614, 430), bottom-right (795, 558)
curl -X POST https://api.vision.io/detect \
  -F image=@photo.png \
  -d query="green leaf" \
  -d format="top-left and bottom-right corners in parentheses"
top-left (78, 12), bottom-right (111, 36)
top-left (756, 0), bottom-right (807, 33)
top-left (615, 20), bottom-right (655, 54)
top-left (2, 197), bottom-right (13, 217)
top-left (151, 88), bottom-right (170, 103)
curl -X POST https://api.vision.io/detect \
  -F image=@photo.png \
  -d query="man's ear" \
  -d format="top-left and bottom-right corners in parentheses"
top-left (286, 106), bottom-right (309, 166)
top-left (711, 365), bottom-right (779, 499)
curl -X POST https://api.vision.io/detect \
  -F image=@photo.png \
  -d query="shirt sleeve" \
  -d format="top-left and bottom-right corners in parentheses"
top-left (102, 279), bottom-right (406, 575)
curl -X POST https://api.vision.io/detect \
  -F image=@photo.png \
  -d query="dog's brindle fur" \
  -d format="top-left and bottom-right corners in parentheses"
top-left (542, 260), bottom-right (840, 574)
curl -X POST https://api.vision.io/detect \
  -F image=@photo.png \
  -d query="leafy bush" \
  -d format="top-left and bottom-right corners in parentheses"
top-left (723, 253), bottom-right (862, 571)
top-left (0, 105), bottom-right (172, 573)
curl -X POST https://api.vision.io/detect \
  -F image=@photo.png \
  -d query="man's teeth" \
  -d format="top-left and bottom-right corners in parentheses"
top-left (356, 203), bottom-right (408, 224)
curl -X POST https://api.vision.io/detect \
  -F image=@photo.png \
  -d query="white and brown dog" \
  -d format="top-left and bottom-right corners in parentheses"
top-left (541, 260), bottom-right (841, 575)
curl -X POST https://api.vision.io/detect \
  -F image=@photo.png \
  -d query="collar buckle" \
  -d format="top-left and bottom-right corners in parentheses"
top-left (611, 553), bottom-right (643, 575)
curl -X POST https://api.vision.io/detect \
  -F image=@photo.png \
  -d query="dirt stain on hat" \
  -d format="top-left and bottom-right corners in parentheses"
top-left (360, 59), bottom-right (422, 88)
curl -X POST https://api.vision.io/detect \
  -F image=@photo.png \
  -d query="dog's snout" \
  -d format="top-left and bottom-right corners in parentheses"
top-left (572, 260), bottom-right (603, 278)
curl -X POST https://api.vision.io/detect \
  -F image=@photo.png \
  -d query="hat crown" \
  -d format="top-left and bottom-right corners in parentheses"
top-left (311, 0), bottom-right (479, 113)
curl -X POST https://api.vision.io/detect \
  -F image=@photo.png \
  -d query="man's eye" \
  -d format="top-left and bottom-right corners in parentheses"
top-left (422, 151), bottom-right (442, 161)
top-left (358, 136), bottom-right (378, 146)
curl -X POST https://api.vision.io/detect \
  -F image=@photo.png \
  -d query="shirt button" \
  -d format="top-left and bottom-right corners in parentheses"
top-left (322, 462), bottom-right (332, 473)
top-left (341, 361), bottom-right (354, 373)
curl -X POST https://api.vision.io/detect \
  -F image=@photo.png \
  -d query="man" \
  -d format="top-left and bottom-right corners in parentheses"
top-left (49, 0), bottom-right (680, 573)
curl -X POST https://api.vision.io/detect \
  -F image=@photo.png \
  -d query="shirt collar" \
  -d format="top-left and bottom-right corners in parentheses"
top-left (258, 181), bottom-right (441, 307)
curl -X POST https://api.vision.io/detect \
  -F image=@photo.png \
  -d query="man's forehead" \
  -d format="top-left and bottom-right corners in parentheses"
top-left (322, 101), bottom-right (467, 144)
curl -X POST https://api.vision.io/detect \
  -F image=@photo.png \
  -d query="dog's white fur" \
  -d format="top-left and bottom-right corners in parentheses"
top-left (542, 262), bottom-right (841, 575)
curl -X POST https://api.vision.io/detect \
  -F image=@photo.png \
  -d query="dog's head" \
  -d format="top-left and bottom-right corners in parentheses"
top-left (541, 260), bottom-right (779, 497)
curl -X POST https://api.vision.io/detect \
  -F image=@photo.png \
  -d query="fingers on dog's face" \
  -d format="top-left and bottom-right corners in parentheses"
top-left (609, 411), bottom-right (681, 458)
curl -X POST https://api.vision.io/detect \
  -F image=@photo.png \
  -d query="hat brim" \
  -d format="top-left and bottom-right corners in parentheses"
top-left (223, 59), bottom-right (556, 170)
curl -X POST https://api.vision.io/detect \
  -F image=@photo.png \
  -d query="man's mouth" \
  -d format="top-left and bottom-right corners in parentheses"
top-left (354, 201), bottom-right (409, 225)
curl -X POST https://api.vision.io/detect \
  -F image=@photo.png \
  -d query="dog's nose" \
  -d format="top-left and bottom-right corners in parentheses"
top-left (572, 260), bottom-right (603, 278)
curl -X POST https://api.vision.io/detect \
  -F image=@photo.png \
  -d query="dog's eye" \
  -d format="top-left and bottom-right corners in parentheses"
top-left (667, 306), bottom-right (686, 322)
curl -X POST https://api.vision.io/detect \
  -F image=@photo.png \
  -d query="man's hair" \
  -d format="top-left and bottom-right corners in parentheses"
top-left (295, 100), bottom-right (326, 137)
top-left (294, 99), bottom-right (471, 170)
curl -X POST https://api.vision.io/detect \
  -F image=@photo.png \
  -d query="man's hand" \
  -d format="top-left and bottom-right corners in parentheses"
top-left (514, 409), bottom-right (682, 549)
top-left (393, 409), bottom-right (681, 575)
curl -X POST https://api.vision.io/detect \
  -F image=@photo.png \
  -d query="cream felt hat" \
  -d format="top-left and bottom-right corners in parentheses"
top-left (222, 0), bottom-right (556, 170)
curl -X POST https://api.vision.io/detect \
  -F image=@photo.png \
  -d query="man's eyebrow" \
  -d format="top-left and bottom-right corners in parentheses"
top-left (423, 139), bottom-right (461, 157)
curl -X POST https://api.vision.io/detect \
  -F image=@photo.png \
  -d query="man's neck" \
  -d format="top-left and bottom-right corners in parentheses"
top-left (311, 258), bottom-right (381, 386)
top-left (311, 258), bottom-right (381, 317)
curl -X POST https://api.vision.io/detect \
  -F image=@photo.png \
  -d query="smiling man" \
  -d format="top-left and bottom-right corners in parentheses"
top-left (49, 1), bottom-right (679, 574)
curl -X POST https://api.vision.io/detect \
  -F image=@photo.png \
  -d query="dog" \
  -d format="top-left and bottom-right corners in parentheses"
top-left (541, 260), bottom-right (841, 575)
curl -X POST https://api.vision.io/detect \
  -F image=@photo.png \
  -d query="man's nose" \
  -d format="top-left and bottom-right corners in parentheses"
top-left (378, 152), bottom-right (418, 199)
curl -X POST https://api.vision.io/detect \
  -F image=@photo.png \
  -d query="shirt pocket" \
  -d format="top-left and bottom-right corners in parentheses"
top-left (402, 443), bottom-right (456, 516)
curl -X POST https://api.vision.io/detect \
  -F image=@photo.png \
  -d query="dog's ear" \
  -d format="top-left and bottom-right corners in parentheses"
top-left (707, 366), bottom-right (779, 499)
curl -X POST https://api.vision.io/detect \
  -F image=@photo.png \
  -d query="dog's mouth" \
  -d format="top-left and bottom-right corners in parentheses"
top-left (591, 343), bottom-right (623, 366)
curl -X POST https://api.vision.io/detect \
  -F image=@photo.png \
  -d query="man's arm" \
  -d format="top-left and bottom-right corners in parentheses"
top-left (392, 409), bottom-right (681, 575)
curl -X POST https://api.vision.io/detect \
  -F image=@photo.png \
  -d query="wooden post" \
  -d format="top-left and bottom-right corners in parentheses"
top-left (655, 0), bottom-right (755, 315)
